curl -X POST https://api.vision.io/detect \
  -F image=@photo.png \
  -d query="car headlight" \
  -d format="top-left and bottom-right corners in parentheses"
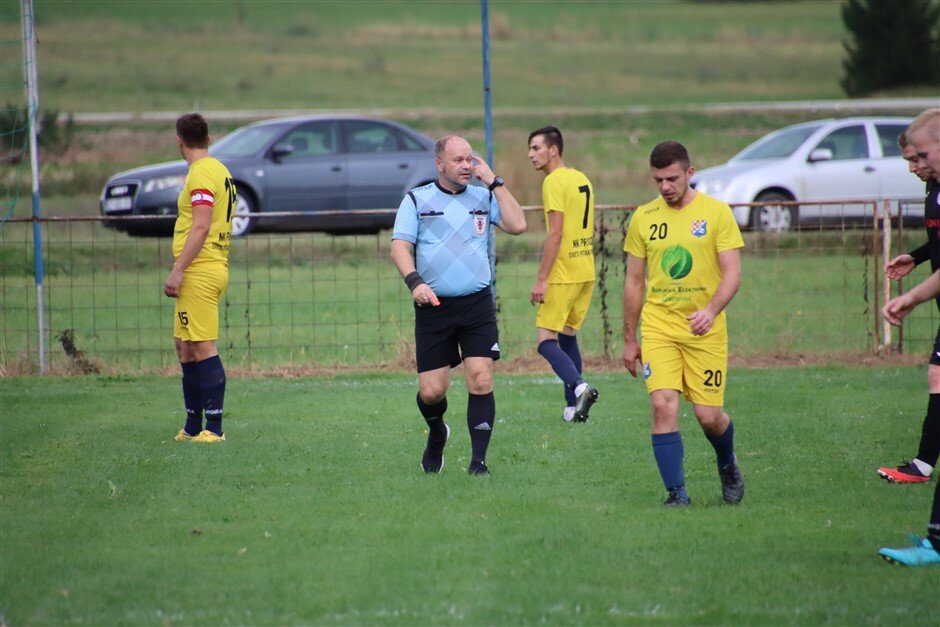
top-left (143, 175), bottom-right (186, 193)
top-left (696, 179), bottom-right (726, 194)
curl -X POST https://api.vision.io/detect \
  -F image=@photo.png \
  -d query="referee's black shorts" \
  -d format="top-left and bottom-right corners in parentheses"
top-left (414, 287), bottom-right (500, 373)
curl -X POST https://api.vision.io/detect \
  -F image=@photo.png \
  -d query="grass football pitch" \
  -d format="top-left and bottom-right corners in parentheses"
top-left (0, 366), bottom-right (936, 624)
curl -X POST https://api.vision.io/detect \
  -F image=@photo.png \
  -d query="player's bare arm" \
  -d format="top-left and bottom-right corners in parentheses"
top-left (164, 203), bottom-right (212, 298)
top-left (472, 155), bottom-right (526, 235)
top-left (390, 238), bottom-right (440, 307)
top-left (884, 270), bottom-right (940, 326)
top-left (687, 248), bottom-right (741, 336)
top-left (531, 210), bottom-right (564, 305)
top-left (622, 253), bottom-right (646, 377)
top-left (884, 254), bottom-right (916, 280)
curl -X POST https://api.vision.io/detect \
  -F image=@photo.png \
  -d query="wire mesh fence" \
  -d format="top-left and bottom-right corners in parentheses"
top-left (0, 200), bottom-right (935, 375)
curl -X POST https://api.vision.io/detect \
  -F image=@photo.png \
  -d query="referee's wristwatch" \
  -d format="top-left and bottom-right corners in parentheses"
top-left (488, 176), bottom-right (505, 191)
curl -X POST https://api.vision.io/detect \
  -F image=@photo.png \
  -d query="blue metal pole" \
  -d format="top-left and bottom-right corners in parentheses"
top-left (481, 0), bottom-right (493, 166)
top-left (22, 0), bottom-right (45, 373)
top-left (481, 0), bottom-right (497, 301)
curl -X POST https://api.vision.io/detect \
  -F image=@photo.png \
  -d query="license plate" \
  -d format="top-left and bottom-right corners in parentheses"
top-left (104, 197), bottom-right (133, 212)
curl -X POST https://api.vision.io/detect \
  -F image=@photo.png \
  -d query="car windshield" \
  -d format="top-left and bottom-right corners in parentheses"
top-left (734, 124), bottom-right (823, 161)
top-left (210, 124), bottom-right (289, 158)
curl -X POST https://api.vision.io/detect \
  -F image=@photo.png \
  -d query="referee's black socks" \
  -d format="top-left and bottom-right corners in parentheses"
top-left (467, 392), bottom-right (495, 463)
top-left (417, 393), bottom-right (448, 440)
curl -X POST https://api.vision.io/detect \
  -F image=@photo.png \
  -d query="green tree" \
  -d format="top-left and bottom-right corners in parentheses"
top-left (841, 0), bottom-right (940, 96)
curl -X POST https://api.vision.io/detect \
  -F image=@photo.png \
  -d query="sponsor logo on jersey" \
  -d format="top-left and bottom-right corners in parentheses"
top-left (691, 220), bottom-right (707, 237)
top-left (661, 244), bottom-right (693, 280)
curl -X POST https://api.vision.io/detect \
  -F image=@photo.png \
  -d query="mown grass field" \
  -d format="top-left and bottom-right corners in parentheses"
top-left (0, 368), bottom-right (935, 624)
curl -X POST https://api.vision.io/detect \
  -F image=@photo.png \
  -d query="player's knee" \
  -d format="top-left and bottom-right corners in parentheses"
top-left (419, 382), bottom-right (448, 404)
top-left (694, 407), bottom-right (726, 432)
top-left (466, 372), bottom-right (493, 395)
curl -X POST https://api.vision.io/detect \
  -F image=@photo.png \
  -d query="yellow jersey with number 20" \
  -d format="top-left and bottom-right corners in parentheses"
top-left (542, 167), bottom-right (595, 284)
top-left (623, 191), bottom-right (743, 336)
top-left (173, 156), bottom-right (235, 267)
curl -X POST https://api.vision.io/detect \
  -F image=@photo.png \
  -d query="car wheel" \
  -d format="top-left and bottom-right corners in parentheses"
top-left (751, 191), bottom-right (796, 233)
top-left (230, 191), bottom-right (255, 237)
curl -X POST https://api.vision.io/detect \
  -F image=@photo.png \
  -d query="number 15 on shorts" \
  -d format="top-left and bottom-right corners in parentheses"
top-left (178, 311), bottom-right (189, 327)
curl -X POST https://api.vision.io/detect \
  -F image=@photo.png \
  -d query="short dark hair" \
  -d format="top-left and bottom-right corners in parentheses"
top-left (176, 113), bottom-right (210, 149)
top-left (649, 141), bottom-right (690, 169)
top-left (528, 125), bottom-right (564, 156)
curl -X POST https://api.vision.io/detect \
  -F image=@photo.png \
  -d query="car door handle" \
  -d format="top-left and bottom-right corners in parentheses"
top-left (863, 165), bottom-right (875, 173)
top-left (331, 165), bottom-right (343, 172)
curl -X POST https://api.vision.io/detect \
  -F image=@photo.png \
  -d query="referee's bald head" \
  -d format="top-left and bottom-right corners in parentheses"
top-left (435, 134), bottom-right (467, 159)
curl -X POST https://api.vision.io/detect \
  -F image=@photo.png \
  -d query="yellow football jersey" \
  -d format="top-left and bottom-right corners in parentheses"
top-left (623, 191), bottom-right (744, 335)
top-left (542, 167), bottom-right (595, 283)
top-left (173, 157), bottom-right (235, 266)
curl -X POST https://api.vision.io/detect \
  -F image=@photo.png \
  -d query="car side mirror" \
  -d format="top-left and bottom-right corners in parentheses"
top-left (808, 148), bottom-right (833, 163)
top-left (271, 143), bottom-right (295, 161)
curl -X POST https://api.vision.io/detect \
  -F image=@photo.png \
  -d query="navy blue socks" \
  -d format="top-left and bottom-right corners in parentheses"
top-left (181, 361), bottom-right (202, 435)
top-left (197, 355), bottom-right (226, 436)
top-left (652, 431), bottom-right (686, 497)
top-left (467, 392), bottom-right (495, 463)
top-left (538, 339), bottom-right (583, 401)
top-left (706, 420), bottom-right (736, 469)
top-left (557, 333), bottom-right (582, 406)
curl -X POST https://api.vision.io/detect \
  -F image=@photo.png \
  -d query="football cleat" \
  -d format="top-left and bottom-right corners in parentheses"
top-left (663, 489), bottom-right (691, 507)
top-left (173, 429), bottom-right (197, 442)
top-left (877, 461), bottom-right (931, 483)
top-left (563, 407), bottom-right (576, 423)
top-left (192, 429), bottom-right (226, 443)
top-left (719, 459), bottom-right (745, 504)
top-left (878, 536), bottom-right (940, 566)
top-left (421, 424), bottom-right (450, 474)
top-left (573, 384), bottom-right (599, 422)
top-left (468, 460), bottom-right (490, 476)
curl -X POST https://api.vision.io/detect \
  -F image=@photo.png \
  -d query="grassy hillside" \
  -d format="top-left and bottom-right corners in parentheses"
top-left (0, 0), bottom-right (857, 112)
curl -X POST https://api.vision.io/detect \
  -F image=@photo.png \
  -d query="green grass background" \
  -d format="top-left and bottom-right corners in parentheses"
top-left (1, 368), bottom-right (936, 624)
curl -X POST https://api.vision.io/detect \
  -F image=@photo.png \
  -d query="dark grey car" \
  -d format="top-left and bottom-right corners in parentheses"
top-left (100, 115), bottom-right (439, 236)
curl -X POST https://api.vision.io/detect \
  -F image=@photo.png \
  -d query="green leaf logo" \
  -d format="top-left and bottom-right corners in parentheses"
top-left (661, 244), bottom-right (693, 280)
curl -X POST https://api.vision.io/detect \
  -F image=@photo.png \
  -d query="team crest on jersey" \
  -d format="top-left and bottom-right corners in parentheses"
top-left (473, 214), bottom-right (488, 236)
top-left (691, 220), bottom-right (707, 237)
top-left (643, 362), bottom-right (651, 379)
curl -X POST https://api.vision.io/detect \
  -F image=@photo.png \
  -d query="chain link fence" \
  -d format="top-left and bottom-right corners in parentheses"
top-left (0, 200), bottom-right (935, 375)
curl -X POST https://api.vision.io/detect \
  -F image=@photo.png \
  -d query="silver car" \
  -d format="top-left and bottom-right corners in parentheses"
top-left (101, 115), bottom-right (439, 236)
top-left (691, 117), bottom-right (923, 232)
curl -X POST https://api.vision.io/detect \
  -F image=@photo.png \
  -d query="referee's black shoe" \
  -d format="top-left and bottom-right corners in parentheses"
top-left (421, 424), bottom-right (450, 474)
top-left (468, 459), bottom-right (490, 476)
top-left (573, 384), bottom-right (599, 422)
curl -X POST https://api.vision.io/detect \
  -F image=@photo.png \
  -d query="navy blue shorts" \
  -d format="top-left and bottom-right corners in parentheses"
top-left (414, 287), bottom-right (500, 373)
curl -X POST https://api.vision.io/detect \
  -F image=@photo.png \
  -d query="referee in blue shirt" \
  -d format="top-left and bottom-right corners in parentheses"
top-left (391, 134), bottom-right (526, 476)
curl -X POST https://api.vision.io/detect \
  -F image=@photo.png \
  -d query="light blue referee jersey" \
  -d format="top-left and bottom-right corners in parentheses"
top-left (392, 181), bottom-right (501, 297)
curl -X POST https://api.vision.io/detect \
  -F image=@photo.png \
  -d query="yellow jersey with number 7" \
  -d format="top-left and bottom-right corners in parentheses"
top-left (173, 156), bottom-right (235, 266)
top-left (542, 167), bottom-right (595, 284)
